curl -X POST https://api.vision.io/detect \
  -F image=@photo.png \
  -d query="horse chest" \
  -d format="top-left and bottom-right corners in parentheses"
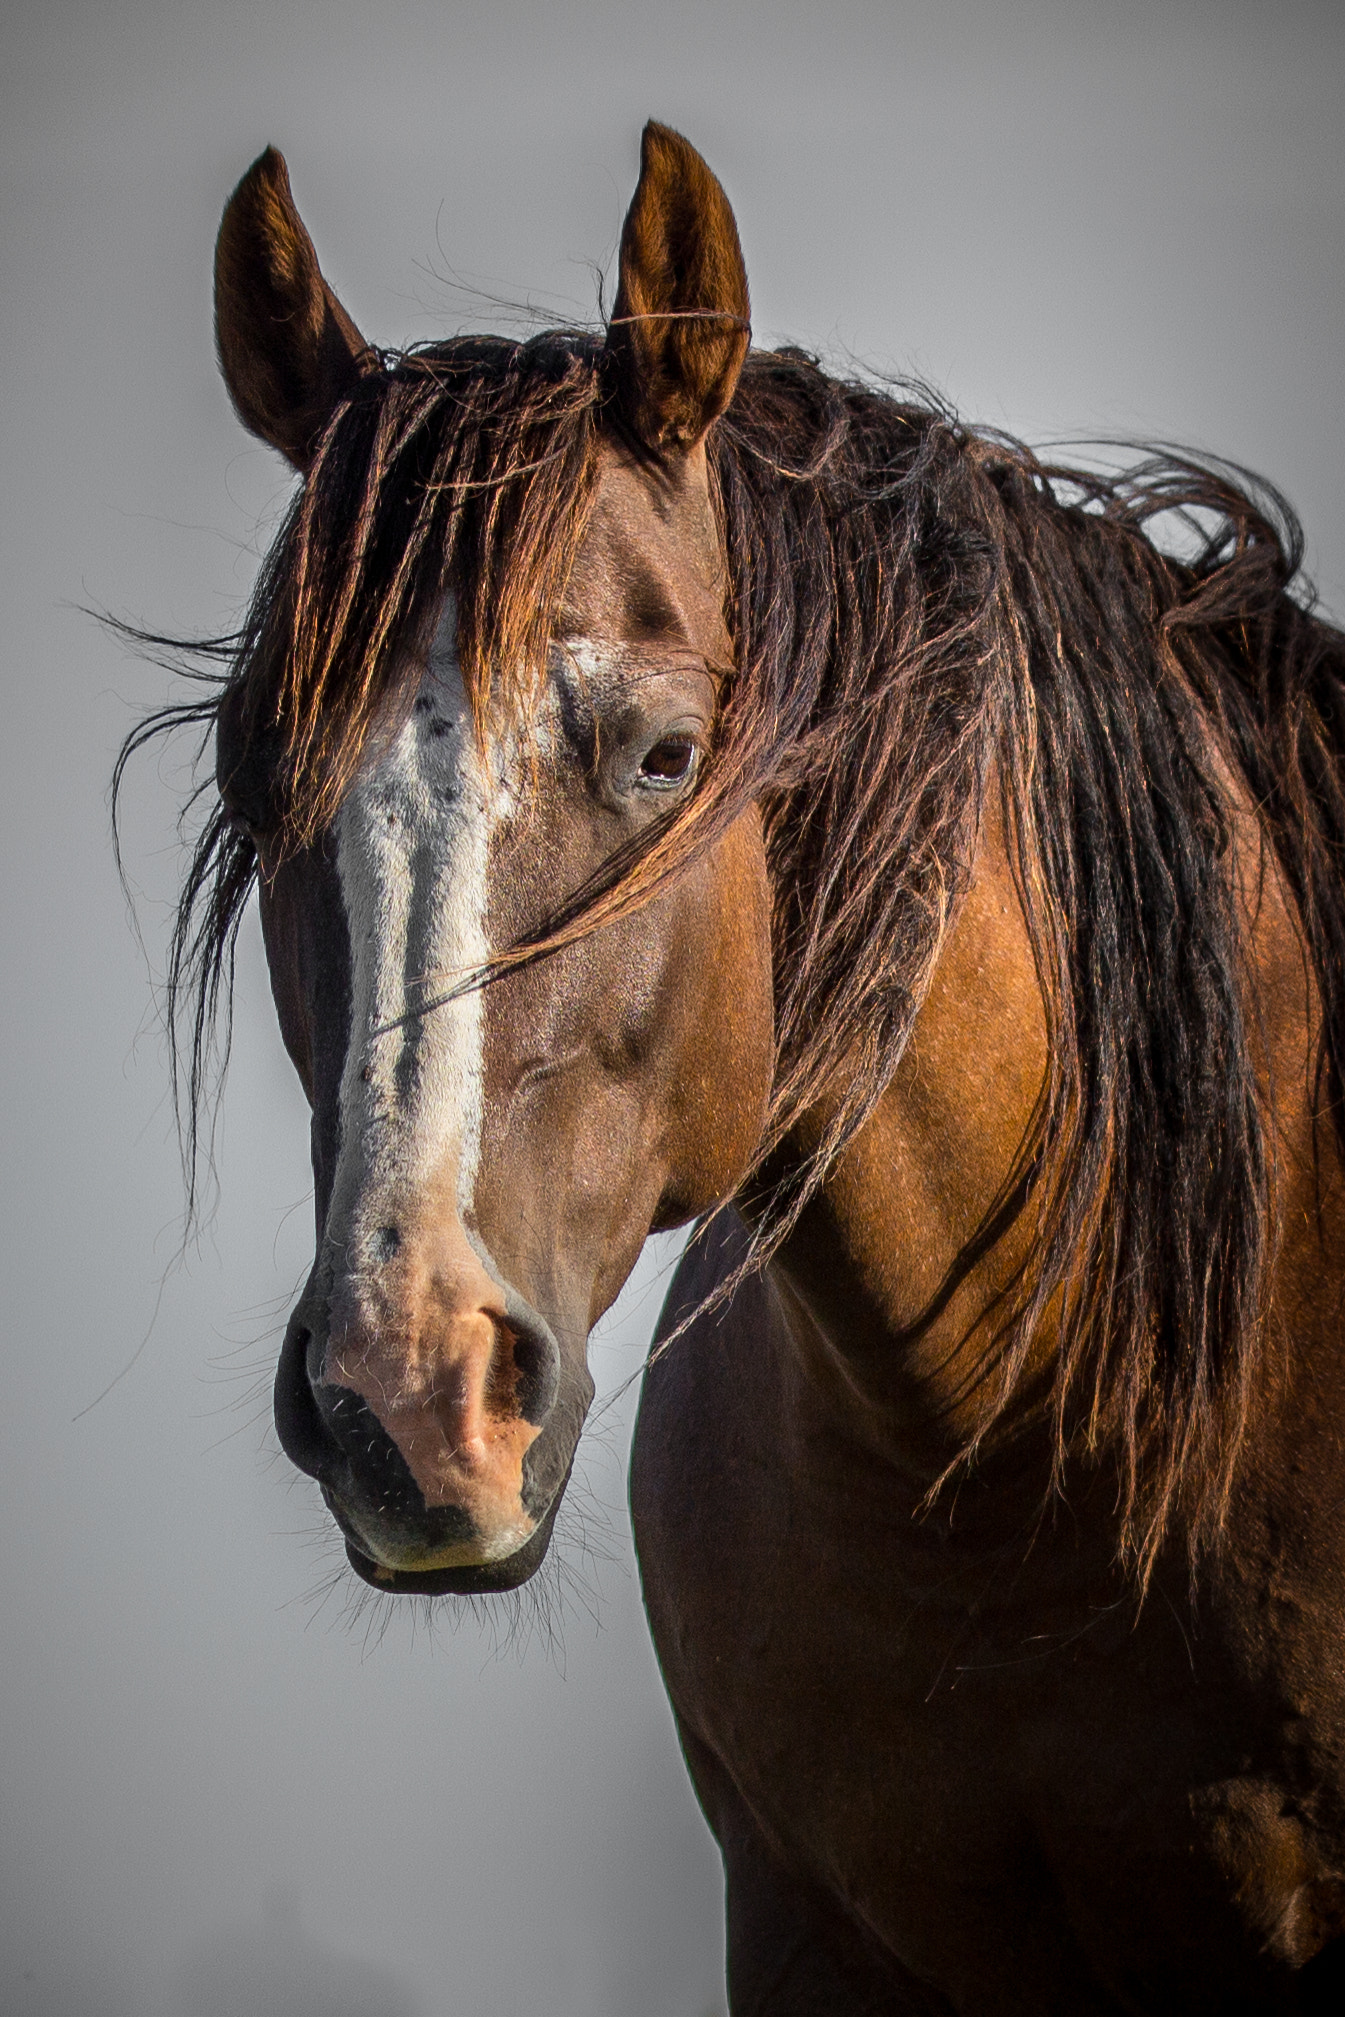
top-left (633, 1241), bottom-right (1345, 2006)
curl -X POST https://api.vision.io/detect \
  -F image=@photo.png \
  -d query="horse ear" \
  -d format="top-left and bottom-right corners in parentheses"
top-left (214, 147), bottom-right (373, 471)
top-left (605, 122), bottom-right (750, 453)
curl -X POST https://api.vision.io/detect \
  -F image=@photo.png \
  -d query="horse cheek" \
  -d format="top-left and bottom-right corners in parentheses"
top-left (657, 811), bottom-right (774, 1225)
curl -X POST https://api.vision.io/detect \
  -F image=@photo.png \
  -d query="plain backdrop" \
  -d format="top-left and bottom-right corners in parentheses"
top-left (3, 3), bottom-right (1343, 2013)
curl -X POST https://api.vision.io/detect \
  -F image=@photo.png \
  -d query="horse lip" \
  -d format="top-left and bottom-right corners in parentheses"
top-left (340, 1477), bottom-right (570, 1595)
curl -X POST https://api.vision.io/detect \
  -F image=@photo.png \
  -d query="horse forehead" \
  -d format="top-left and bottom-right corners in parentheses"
top-left (334, 617), bottom-right (501, 915)
top-left (561, 437), bottom-right (732, 663)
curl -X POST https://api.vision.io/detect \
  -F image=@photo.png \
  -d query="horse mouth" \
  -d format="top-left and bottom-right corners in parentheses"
top-left (340, 1487), bottom-right (567, 1595)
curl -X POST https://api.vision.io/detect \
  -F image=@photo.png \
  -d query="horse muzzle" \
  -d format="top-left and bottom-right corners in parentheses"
top-left (273, 1258), bottom-right (590, 1592)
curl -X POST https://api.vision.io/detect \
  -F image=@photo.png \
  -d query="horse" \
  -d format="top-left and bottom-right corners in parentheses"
top-left (125, 122), bottom-right (1345, 2011)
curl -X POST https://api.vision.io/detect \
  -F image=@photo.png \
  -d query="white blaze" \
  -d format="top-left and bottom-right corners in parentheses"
top-left (328, 602), bottom-right (501, 1269)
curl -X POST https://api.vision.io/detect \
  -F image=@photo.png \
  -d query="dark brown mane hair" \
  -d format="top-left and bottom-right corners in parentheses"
top-left (117, 338), bottom-right (1345, 1581)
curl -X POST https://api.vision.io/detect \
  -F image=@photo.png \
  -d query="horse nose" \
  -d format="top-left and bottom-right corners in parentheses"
top-left (272, 1195), bottom-right (566, 1571)
top-left (319, 1296), bottom-right (560, 1502)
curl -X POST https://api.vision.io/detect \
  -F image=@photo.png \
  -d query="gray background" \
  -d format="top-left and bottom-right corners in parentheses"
top-left (3, 3), bottom-right (1343, 2012)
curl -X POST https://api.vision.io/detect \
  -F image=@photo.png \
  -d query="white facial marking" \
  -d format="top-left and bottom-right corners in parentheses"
top-left (328, 600), bottom-right (504, 1271)
top-left (324, 624), bottom-right (704, 1286)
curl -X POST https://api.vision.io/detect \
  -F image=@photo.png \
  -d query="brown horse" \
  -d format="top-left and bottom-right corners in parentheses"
top-left (126, 124), bottom-right (1345, 2010)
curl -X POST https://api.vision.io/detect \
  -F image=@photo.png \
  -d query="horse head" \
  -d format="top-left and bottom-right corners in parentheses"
top-left (211, 129), bottom-right (774, 1592)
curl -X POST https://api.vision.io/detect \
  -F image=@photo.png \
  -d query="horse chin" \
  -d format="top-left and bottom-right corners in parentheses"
top-left (339, 1473), bottom-right (570, 1596)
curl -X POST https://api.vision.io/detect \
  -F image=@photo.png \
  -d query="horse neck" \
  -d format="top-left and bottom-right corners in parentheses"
top-left (764, 741), bottom-right (1343, 1582)
top-left (767, 784), bottom-right (1054, 1478)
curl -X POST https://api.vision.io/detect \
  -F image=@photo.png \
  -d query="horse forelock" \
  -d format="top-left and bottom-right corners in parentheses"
top-left (236, 331), bottom-right (607, 854)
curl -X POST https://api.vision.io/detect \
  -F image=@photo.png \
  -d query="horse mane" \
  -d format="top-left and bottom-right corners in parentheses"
top-left (714, 354), bottom-right (1345, 1581)
top-left (118, 336), bottom-right (1345, 1581)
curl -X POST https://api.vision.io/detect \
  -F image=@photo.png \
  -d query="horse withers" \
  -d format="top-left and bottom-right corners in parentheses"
top-left (136, 123), bottom-right (1345, 2010)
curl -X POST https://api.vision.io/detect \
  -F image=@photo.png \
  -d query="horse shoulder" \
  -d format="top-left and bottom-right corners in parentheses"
top-left (632, 1209), bottom-right (798, 1719)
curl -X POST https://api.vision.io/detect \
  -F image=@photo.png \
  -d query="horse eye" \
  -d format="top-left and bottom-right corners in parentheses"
top-left (639, 736), bottom-right (697, 785)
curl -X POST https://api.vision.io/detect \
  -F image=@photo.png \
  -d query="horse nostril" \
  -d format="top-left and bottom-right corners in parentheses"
top-left (273, 1317), bottom-right (331, 1480)
top-left (509, 1312), bottom-right (560, 1425)
top-left (373, 1225), bottom-right (400, 1263)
